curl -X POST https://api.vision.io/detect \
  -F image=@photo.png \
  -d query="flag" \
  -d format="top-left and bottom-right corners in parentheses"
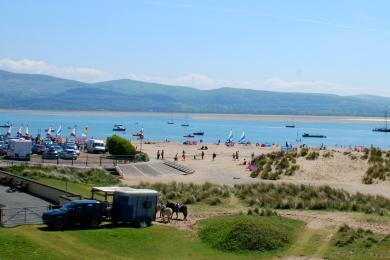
top-left (6, 126), bottom-right (12, 136)
top-left (17, 127), bottom-right (22, 137)
top-left (56, 125), bottom-right (62, 136)
top-left (70, 128), bottom-right (76, 137)
top-left (47, 127), bottom-right (52, 137)
top-left (81, 127), bottom-right (88, 137)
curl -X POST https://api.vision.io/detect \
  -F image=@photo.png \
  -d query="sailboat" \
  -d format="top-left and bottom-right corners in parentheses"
top-left (238, 131), bottom-right (249, 144)
top-left (373, 110), bottom-right (390, 132)
top-left (167, 114), bottom-right (174, 124)
top-left (181, 113), bottom-right (189, 127)
top-left (225, 129), bottom-right (234, 146)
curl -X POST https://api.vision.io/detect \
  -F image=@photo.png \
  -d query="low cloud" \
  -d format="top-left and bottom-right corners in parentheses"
top-left (0, 58), bottom-right (112, 82)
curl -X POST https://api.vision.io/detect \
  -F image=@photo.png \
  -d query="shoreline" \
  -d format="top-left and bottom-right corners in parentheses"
top-left (0, 109), bottom-right (385, 123)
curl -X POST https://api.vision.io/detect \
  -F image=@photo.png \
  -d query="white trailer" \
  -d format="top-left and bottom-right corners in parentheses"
top-left (87, 139), bottom-right (106, 154)
top-left (7, 139), bottom-right (32, 161)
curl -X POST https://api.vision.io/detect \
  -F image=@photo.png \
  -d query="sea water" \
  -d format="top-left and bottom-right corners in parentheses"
top-left (1, 110), bottom-right (390, 149)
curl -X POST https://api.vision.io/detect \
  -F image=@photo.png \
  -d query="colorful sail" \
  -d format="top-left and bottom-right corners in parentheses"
top-left (6, 126), bottom-right (12, 136)
top-left (25, 127), bottom-right (29, 136)
top-left (238, 131), bottom-right (247, 144)
top-left (227, 129), bottom-right (233, 142)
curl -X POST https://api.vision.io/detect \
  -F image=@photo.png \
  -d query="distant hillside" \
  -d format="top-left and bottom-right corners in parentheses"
top-left (0, 69), bottom-right (389, 116)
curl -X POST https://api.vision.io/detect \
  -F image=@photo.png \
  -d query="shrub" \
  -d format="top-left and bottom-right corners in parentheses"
top-left (199, 215), bottom-right (298, 252)
top-left (106, 135), bottom-right (136, 155)
top-left (306, 151), bottom-right (319, 160)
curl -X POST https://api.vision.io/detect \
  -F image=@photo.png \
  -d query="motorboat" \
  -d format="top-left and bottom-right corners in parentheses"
top-left (113, 124), bottom-right (126, 131)
top-left (302, 133), bottom-right (326, 138)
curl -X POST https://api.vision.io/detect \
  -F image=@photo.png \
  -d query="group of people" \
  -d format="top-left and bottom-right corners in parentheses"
top-left (169, 150), bottom-right (216, 162)
top-left (156, 149), bottom-right (165, 160)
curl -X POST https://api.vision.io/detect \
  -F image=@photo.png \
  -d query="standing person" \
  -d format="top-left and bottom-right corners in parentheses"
top-left (251, 152), bottom-right (255, 160)
top-left (232, 153), bottom-right (236, 161)
top-left (235, 151), bottom-right (239, 160)
top-left (201, 151), bottom-right (204, 160)
top-left (174, 153), bottom-right (178, 162)
top-left (182, 150), bottom-right (186, 161)
top-left (157, 150), bottom-right (160, 160)
top-left (161, 150), bottom-right (164, 160)
top-left (212, 152), bottom-right (216, 161)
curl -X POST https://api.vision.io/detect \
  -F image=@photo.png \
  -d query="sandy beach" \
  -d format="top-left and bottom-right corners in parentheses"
top-left (121, 141), bottom-right (390, 198)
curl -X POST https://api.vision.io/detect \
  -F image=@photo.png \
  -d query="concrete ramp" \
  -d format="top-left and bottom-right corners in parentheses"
top-left (119, 161), bottom-right (194, 178)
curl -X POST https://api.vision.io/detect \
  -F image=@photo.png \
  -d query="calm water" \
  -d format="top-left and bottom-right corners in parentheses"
top-left (1, 111), bottom-right (390, 148)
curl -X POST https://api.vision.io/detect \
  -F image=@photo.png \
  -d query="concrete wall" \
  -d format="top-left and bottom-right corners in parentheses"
top-left (0, 170), bottom-right (81, 205)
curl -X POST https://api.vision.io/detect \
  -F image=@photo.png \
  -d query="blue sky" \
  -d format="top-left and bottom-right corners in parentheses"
top-left (0, 0), bottom-right (389, 96)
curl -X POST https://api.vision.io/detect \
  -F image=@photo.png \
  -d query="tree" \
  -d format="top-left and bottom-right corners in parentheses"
top-left (106, 135), bottom-right (136, 155)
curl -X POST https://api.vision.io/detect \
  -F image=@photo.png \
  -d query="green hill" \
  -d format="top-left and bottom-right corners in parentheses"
top-left (0, 69), bottom-right (389, 116)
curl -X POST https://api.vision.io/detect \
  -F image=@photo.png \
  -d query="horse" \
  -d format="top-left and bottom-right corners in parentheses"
top-left (166, 201), bottom-right (188, 220)
top-left (161, 207), bottom-right (173, 223)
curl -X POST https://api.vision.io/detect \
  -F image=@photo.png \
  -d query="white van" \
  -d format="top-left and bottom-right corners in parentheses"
top-left (87, 139), bottom-right (106, 154)
top-left (7, 139), bottom-right (32, 161)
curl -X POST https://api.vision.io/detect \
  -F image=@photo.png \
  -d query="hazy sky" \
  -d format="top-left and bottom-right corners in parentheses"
top-left (1, 0), bottom-right (389, 96)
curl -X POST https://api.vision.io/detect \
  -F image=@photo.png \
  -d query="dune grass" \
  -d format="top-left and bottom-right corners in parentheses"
top-left (363, 147), bottom-right (390, 184)
top-left (234, 183), bottom-right (390, 216)
top-left (325, 224), bottom-right (390, 260)
top-left (133, 181), bottom-right (231, 205)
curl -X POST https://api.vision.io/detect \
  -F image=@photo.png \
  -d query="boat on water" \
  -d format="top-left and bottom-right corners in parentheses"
top-left (183, 134), bottom-right (194, 138)
top-left (0, 121), bottom-right (12, 128)
top-left (193, 132), bottom-right (204, 135)
top-left (373, 110), bottom-right (390, 132)
top-left (181, 113), bottom-right (190, 127)
top-left (285, 124), bottom-right (295, 128)
top-left (167, 122), bottom-right (174, 125)
top-left (302, 133), bottom-right (326, 138)
top-left (113, 124), bottom-right (126, 131)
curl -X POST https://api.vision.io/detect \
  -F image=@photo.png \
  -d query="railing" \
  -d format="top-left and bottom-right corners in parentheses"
top-left (0, 206), bottom-right (49, 227)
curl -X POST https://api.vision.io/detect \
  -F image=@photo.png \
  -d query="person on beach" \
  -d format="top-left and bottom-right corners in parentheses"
top-left (251, 152), bottom-right (255, 160)
top-left (161, 150), bottom-right (164, 160)
top-left (157, 150), bottom-right (160, 160)
top-left (212, 152), bottom-right (216, 161)
top-left (174, 153), bottom-right (178, 162)
top-left (235, 151), bottom-right (239, 160)
top-left (201, 151), bottom-right (204, 160)
top-left (182, 150), bottom-right (186, 161)
top-left (232, 153), bottom-right (236, 161)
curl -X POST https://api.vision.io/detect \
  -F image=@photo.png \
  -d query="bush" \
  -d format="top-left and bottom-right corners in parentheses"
top-left (106, 135), bottom-right (136, 155)
top-left (306, 151), bottom-right (319, 160)
top-left (199, 215), bottom-right (299, 252)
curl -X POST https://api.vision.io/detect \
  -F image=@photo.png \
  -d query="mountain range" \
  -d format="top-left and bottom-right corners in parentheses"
top-left (0, 69), bottom-right (389, 116)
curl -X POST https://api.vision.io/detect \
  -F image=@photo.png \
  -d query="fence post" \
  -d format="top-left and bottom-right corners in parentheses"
top-left (57, 157), bottom-right (59, 165)
top-left (72, 158), bottom-right (74, 166)
top-left (85, 155), bottom-right (88, 167)
top-left (100, 156), bottom-right (102, 166)
top-left (24, 208), bottom-right (27, 224)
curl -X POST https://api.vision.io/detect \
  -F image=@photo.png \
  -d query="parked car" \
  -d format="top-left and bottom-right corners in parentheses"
top-left (32, 144), bottom-right (46, 155)
top-left (42, 200), bottom-right (104, 230)
top-left (86, 139), bottom-right (106, 153)
top-left (48, 144), bottom-right (63, 153)
top-left (63, 142), bottom-right (80, 155)
top-left (42, 148), bottom-right (59, 159)
top-left (60, 149), bottom-right (77, 160)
